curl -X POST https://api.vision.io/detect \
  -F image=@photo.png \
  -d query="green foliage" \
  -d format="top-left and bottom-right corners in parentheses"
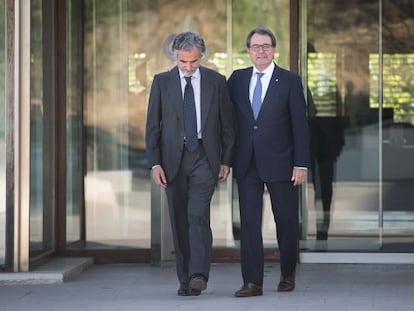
top-left (307, 53), bottom-right (338, 116)
top-left (370, 54), bottom-right (414, 123)
top-left (232, 0), bottom-right (289, 68)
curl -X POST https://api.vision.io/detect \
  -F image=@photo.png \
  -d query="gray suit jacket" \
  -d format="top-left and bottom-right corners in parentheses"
top-left (146, 66), bottom-right (235, 181)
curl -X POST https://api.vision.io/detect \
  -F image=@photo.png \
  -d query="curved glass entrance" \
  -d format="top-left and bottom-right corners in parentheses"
top-left (4, 0), bottom-right (414, 271)
top-left (60, 0), bottom-right (414, 261)
top-left (65, 0), bottom-right (291, 254)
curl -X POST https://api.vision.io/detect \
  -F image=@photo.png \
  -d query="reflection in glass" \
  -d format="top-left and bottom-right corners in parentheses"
top-left (29, 0), bottom-right (44, 254)
top-left (82, 0), bottom-right (154, 248)
top-left (303, 0), bottom-right (414, 253)
top-left (66, 0), bottom-right (84, 244)
top-left (307, 48), bottom-right (345, 241)
top-left (0, 0), bottom-right (6, 265)
top-left (303, 0), bottom-right (380, 251)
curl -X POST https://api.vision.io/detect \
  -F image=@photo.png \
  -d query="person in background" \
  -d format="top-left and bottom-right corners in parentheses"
top-left (145, 31), bottom-right (235, 296)
top-left (228, 27), bottom-right (309, 297)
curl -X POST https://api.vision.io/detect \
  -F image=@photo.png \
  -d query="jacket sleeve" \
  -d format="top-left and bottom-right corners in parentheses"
top-left (219, 74), bottom-right (235, 166)
top-left (145, 74), bottom-right (162, 169)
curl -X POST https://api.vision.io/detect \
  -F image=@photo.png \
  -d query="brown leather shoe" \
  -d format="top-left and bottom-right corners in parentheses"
top-left (189, 276), bottom-right (207, 291)
top-left (234, 283), bottom-right (263, 297)
top-left (177, 284), bottom-right (201, 296)
top-left (277, 275), bottom-right (295, 292)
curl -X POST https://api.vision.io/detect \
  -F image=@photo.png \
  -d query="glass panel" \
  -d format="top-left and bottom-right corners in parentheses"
top-left (0, 0), bottom-right (6, 265)
top-left (82, 0), bottom-right (154, 248)
top-left (303, 0), bottom-right (381, 251)
top-left (66, 0), bottom-right (83, 245)
top-left (380, 0), bottom-right (414, 252)
top-left (29, 0), bottom-right (44, 255)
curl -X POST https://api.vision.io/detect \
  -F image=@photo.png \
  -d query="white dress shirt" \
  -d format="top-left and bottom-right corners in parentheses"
top-left (249, 62), bottom-right (275, 104)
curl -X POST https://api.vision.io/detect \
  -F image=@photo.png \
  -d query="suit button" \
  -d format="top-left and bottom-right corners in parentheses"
top-left (253, 125), bottom-right (258, 130)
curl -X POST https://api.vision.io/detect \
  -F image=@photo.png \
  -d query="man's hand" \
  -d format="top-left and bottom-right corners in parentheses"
top-left (291, 167), bottom-right (307, 186)
top-left (218, 165), bottom-right (230, 183)
top-left (152, 166), bottom-right (167, 188)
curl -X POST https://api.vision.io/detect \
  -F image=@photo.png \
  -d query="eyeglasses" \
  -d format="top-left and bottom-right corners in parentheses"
top-left (249, 44), bottom-right (274, 52)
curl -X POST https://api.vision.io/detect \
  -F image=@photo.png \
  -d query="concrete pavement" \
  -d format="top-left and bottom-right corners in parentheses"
top-left (1, 259), bottom-right (414, 311)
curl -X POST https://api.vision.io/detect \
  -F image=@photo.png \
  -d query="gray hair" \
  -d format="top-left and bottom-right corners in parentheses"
top-left (171, 32), bottom-right (206, 58)
top-left (246, 27), bottom-right (277, 48)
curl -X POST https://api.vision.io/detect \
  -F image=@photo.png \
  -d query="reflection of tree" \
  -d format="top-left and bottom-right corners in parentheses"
top-left (370, 54), bottom-right (414, 123)
top-left (382, 0), bottom-right (414, 52)
top-left (307, 0), bottom-right (414, 62)
top-left (232, 0), bottom-right (290, 68)
top-left (30, 0), bottom-right (43, 103)
top-left (307, 0), bottom-right (414, 52)
top-left (307, 50), bottom-right (341, 116)
top-left (308, 0), bottom-right (414, 126)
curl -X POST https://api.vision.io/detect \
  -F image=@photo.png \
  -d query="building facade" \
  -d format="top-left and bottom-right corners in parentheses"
top-left (1, 0), bottom-right (414, 272)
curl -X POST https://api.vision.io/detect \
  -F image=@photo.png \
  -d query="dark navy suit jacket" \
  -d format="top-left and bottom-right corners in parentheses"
top-left (228, 64), bottom-right (310, 182)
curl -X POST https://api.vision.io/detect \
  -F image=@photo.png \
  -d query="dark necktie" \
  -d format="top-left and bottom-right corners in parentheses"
top-left (252, 72), bottom-right (264, 120)
top-left (183, 76), bottom-right (198, 151)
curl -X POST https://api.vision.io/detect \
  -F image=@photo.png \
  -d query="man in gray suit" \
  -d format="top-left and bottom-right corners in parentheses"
top-left (145, 32), bottom-right (235, 296)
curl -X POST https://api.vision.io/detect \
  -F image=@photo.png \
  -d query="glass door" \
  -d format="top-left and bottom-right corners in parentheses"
top-left (29, 0), bottom-right (46, 257)
top-left (301, 0), bottom-right (414, 254)
top-left (65, 0), bottom-right (292, 260)
top-left (29, 0), bottom-right (55, 260)
top-left (66, 0), bottom-right (239, 251)
top-left (66, 0), bottom-right (84, 247)
top-left (380, 0), bottom-right (414, 252)
top-left (302, 0), bottom-right (381, 251)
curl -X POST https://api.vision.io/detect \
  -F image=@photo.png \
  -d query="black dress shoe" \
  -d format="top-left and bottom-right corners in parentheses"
top-left (177, 285), bottom-right (189, 296)
top-left (189, 288), bottom-right (201, 296)
top-left (189, 275), bottom-right (207, 291)
top-left (177, 284), bottom-right (201, 296)
top-left (234, 283), bottom-right (263, 297)
top-left (277, 275), bottom-right (295, 292)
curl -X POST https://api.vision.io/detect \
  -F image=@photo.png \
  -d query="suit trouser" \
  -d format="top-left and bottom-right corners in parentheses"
top-left (165, 142), bottom-right (216, 286)
top-left (237, 159), bottom-right (299, 286)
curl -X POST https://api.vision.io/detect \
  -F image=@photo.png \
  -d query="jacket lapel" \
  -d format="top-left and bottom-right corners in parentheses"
top-left (168, 67), bottom-right (184, 124)
top-left (241, 68), bottom-right (254, 120)
top-left (257, 64), bottom-right (280, 121)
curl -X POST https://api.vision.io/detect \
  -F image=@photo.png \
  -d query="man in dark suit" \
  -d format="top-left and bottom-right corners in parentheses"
top-left (228, 27), bottom-right (309, 297)
top-left (145, 32), bottom-right (235, 296)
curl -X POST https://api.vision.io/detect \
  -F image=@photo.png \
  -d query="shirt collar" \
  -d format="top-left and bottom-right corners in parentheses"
top-left (253, 62), bottom-right (275, 77)
top-left (179, 68), bottom-right (201, 80)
